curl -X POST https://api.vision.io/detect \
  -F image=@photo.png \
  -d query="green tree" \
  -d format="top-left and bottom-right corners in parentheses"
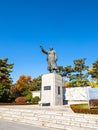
top-left (9, 84), bottom-right (20, 102)
top-left (0, 58), bottom-right (14, 102)
top-left (58, 58), bottom-right (89, 87)
top-left (88, 60), bottom-right (98, 87)
top-left (68, 58), bottom-right (89, 87)
top-left (89, 60), bottom-right (98, 80)
top-left (57, 66), bottom-right (73, 77)
top-left (30, 76), bottom-right (41, 91)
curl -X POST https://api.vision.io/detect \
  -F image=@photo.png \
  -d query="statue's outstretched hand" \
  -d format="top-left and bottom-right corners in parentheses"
top-left (40, 45), bottom-right (43, 49)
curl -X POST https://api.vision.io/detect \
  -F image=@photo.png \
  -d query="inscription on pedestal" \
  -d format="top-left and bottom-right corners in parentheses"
top-left (44, 86), bottom-right (51, 90)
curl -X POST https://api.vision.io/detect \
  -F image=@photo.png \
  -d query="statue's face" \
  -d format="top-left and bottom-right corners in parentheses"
top-left (50, 47), bottom-right (53, 51)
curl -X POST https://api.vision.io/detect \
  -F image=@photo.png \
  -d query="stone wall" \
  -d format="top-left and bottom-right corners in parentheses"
top-left (31, 91), bottom-right (41, 98)
top-left (63, 87), bottom-right (91, 103)
top-left (32, 87), bottom-right (91, 104)
top-left (0, 105), bottom-right (98, 130)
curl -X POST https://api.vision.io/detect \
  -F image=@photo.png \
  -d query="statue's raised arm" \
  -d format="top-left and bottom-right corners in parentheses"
top-left (40, 45), bottom-right (48, 54)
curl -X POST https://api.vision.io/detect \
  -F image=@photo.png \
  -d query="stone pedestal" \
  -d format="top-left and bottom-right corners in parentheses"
top-left (40, 73), bottom-right (63, 106)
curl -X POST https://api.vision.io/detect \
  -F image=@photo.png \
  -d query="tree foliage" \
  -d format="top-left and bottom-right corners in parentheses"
top-left (58, 58), bottom-right (89, 87)
top-left (88, 60), bottom-right (98, 81)
top-left (9, 85), bottom-right (20, 101)
top-left (16, 75), bottom-right (32, 96)
top-left (57, 66), bottom-right (73, 77)
top-left (0, 58), bottom-right (14, 102)
top-left (69, 58), bottom-right (89, 81)
top-left (70, 58), bottom-right (89, 87)
top-left (88, 60), bottom-right (98, 87)
top-left (14, 75), bottom-right (41, 101)
top-left (30, 76), bottom-right (41, 91)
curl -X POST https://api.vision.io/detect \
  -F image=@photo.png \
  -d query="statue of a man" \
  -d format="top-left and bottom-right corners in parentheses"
top-left (40, 45), bottom-right (58, 73)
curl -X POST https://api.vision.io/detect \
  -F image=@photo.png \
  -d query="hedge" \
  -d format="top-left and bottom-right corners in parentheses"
top-left (70, 104), bottom-right (98, 114)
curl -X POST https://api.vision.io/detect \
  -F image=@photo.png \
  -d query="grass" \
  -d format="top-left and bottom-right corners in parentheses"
top-left (75, 104), bottom-right (88, 109)
top-left (70, 103), bottom-right (98, 114)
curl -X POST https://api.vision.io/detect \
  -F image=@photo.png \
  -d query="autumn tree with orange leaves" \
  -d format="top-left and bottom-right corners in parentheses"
top-left (16, 75), bottom-right (32, 96)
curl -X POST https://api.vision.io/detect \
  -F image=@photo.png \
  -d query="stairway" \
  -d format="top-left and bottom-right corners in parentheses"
top-left (0, 105), bottom-right (98, 130)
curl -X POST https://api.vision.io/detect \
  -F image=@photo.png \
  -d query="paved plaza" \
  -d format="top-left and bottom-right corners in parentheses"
top-left (0, 119), bottom-right (57, 130)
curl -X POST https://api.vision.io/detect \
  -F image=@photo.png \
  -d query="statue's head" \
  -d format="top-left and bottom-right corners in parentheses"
top-left (50, 47), bottom-right (53, 51)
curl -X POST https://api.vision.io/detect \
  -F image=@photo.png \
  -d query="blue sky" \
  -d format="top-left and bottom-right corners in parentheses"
top-left (0, 0), bottom-right (98, 83)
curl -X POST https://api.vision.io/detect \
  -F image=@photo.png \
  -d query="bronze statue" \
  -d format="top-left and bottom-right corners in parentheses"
top-left (40, 45), bottom-right (58, 73)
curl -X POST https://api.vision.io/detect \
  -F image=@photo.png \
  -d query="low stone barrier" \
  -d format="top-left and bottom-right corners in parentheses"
top-left (0, 105), bottom-right (98, 130)
top-left (64, 87), bottom-right (90, 101)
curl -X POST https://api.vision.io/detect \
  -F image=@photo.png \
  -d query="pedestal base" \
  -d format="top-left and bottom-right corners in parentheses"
top-left (40, 73), bottom-right (63, 106)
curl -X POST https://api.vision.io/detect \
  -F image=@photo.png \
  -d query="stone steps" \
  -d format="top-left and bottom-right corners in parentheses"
top-left (0, 105), bottom-right (98, 130)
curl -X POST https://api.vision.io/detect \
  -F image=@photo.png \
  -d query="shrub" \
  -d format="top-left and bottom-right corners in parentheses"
top-left (32, 96), bottom-right (40, 104)
top-left (70, 104), bottom-right (98, 114)
top-left (15, 97), bottom-right (27, 103)
top-left (26, 93), bottom-right (32, 102)
top-left (89, 99), bottom-right (98, 108)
